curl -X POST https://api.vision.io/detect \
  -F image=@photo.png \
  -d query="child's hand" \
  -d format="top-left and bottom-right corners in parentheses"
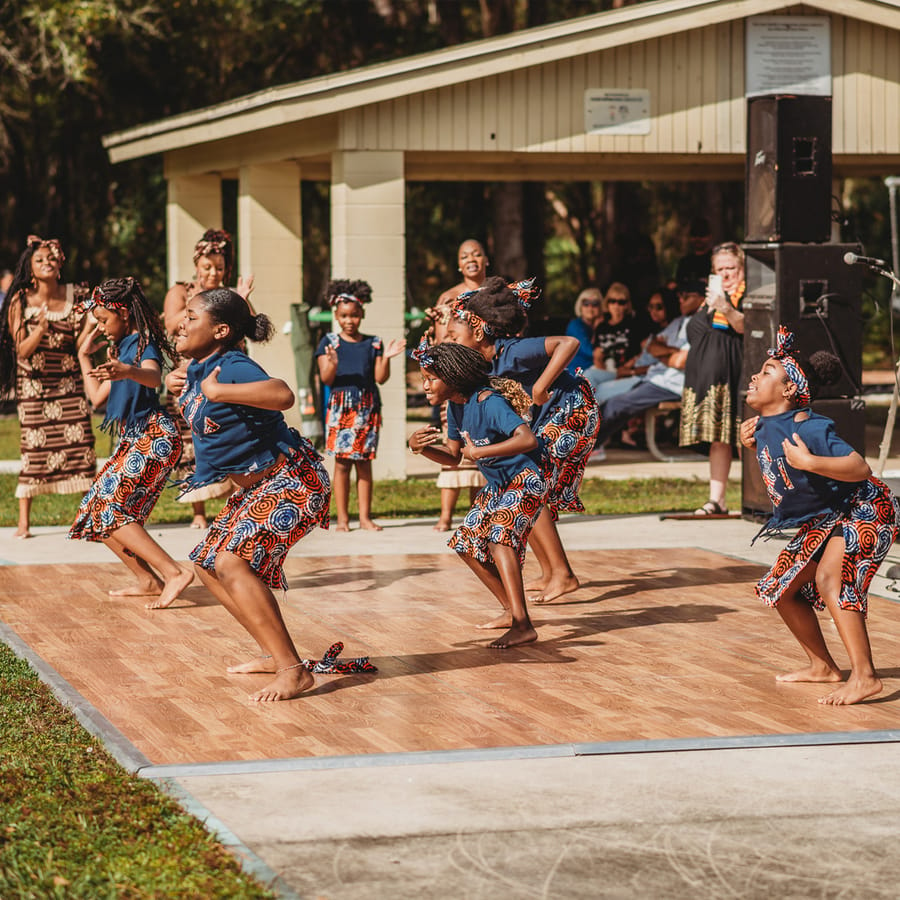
top-left (739, 416), bottom-right (759, 449)
top-left (782, 432), bottom-right (814, 470)
top-left (201, 365), bottom-right (225, 402)
top-left (408, 425), bottom-right (441, 454)
top-left (79, 324), bottom-right (107, 358)
top-left (166, 364), bottom-right (188, 396)
top-left (531, 386), bottom-right (550, 406)
top-left (460, 431), bottom-right (480, 461)
top-left (384, 338), bottom-right (406, 359)
top-left (88, 357), bottom-right (129, 382)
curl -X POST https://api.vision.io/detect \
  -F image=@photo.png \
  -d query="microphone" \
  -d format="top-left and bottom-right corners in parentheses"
top-left (844, 251), bottom-right (887, 268)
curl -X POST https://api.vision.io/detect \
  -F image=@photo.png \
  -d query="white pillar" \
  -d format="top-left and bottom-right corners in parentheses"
top-left (238, 162), bottom-right (303, 426)
top-left (331, 151), bottom-right (406, 480)
top-left (166, 175), bottom-right (222, 285)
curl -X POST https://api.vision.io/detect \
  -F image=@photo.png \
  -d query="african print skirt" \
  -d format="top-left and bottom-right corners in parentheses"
top-left (449, 468), bottom-right (548, 567)
top-left (537, 376), bottom-right (600, 519)
top-left (190, 439), bottom-right (331, 591)
top-left (756, 477), bottom-right (899, 616)
top-left (325, 388), bottom-right (381, 460)
top-left (69, 410), bottom-right (183, 542)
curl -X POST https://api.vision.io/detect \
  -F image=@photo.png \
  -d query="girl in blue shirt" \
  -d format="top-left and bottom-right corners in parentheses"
top-left (170, 287), bottom-right (331, 701)
top-left (445, 276), bottom-right (600, 605)
top-left (316, 279), bottom-right (405, 531)
top-left (70, 278), bottom-right (191, 608)
top-left (409, 340), bottom-right (548, 649)
top-left (741, 327), bottom-right (899, 705)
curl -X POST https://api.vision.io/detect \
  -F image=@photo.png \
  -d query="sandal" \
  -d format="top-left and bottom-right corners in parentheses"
top-left (693, 500), bottom-right (727, 516)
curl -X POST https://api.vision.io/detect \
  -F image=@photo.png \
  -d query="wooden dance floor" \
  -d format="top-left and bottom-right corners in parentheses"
top-left (2, 547), bottom-right (900, 766)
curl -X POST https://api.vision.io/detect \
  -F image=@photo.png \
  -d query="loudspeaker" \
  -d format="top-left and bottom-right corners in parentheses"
top-left (745, 95), bottom-right (833, 243)
top-left (741, 243), bottom-right (863, 399)
top-left (740, 396), bottom-right (867, 519)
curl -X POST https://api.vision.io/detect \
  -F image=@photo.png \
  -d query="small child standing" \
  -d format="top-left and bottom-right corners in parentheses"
top-left (316, 279), bottom-right (406, 532)
top-left (70, 278), bottom-right (193, 608)
top-left (170, 287), bottom-right (331, 701)
top-left (742, 327), bottom-right (899, 705)
top-left (408, 340), bottom-right (548, 649)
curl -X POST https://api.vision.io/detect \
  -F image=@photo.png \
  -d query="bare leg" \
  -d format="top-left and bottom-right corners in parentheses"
top-left (356, 460), bottom-right (382, 530)
top-left (526, 509), bottom-right (579, 603)
top-left (190, 501), bottom-right (207, 529)
top-left (708, 441), bottom-right (732, 510)
top-left (487, 543), bottom-right (537, 649)
top-left (459, 552), bottom-right (513, 629)
top-left (814, 536), bottom-right (882, 705)
top-left (333, 459), bottom-right (352, 531)
top-left (214, 551), bottom-right (314, 701)
top-left (435, 486), bottom-right (460, 531)
top-left (774, 584), bottom-right (843, 685)
top-left (107, 522), bottom-right (193, 609)
top-left (15, 496), bottom-right (32, 538)
top-left (104, 533), bottom-right (164, 596)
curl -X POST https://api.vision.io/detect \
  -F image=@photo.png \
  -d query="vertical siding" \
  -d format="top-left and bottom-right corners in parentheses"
top-left (340, 15), bottom-right (900, 157)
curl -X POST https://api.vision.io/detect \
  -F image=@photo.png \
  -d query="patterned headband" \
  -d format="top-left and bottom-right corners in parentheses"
top-left (508, 277), bottom-right (540, 311)
top-left (450, 306), bottom-right (495, 337)
top-left (193, 230), bottom-right (232, 265)
top-left (27, 235), bottom-right (65, 266)
top-left (408, 336), bottom-right (436, 368)
top-left (82, 278), bottom-right (135, 314)
top-left (329, 292), bottom-right (367, 308)
top-left (768, 326), bottom-right (810, 405)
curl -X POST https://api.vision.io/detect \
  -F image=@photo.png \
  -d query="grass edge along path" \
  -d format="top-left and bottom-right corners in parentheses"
top-left (0, 643), bottom-right (279, 899)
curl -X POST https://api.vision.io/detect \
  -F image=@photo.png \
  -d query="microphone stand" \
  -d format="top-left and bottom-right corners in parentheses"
top-left (873, 257), bottom-right (900, 477)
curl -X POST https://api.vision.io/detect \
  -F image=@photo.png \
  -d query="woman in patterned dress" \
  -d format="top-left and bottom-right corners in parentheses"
top-left (0, 237), bottom-right (96, 538)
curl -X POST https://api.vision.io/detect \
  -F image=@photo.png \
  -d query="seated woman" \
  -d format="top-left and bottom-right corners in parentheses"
top-left (564, 286), bottom-right (603, 375)
top-left (582, 282), bottom-right (643, 394)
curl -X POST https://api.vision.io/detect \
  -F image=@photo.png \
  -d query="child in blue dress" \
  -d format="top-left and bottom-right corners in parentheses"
top-left (741, 327), bottom-right (899, 705)
top-left (70, 277), bottom-right (192, 608)
top-left (446, 276), bottom-right (600, 604)
top-left (316, 279), bottom-right (405, 531)
top-left (408, 340), bottom-right (548, 649)
top-left (170, 287), bottom-right (332, 701)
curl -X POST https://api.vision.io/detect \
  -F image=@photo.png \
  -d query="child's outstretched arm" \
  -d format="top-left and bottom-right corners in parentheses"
top-left (532, 336), bottom-right (579, 405)
top-left (77, 324), bottom-right (114, 407)
top-left (782, 432), bottom-right (871, 481)
top-left (374, 338), bottom-right (407, 384)
top-left (408, 426), bottom-right (462, 467)
top-left (201, 366), bottom-right (294, 411)
top-left (461, 423), bottom-right (537, 461)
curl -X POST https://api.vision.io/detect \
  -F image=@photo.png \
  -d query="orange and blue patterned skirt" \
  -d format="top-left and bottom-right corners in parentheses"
top-left (190, 439), bottom-right (331, 591)
top-left (449, 468), bottom-right (548, 567)
top-left (756, 477), bottom-right (899, 616)
top-left (69, 410), bottom-right (183, 542)
top-left (538, 376), bottom-right (600, 519)
top-left (325, 388), bottom-right (381, 460)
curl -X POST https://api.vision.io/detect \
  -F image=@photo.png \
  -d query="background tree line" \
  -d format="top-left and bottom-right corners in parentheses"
top-left (1, 0), bottom-right (895, 353)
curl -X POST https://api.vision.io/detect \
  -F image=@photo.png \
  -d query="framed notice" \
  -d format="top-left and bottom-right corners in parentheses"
top-left (746, 16), bottom-right (831, 97)
top-left (584, 89), bottom-right (651, 135)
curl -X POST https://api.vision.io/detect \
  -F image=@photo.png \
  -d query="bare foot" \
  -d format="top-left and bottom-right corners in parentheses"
top-left (14, 528), bottom-right (32, 539)
top-left (776, 664), bottom-right (843, 684)
top-left (250, 666), bottom-right (315, 701)
top-left (525, 575), bottom-right (548, 592)
top-left (109, 580), bottom-right (163, 598)
top-left (359, 519), bottom-right (383, 531)
top-left (819, 674), bottom-right (883, 705)
top-left (530, 574), bottom-right (580, 604)
top-left (488, 621), bottom-right (538, 649)
top-left (228, 655), bottom-right (276, 674)
top-left (476, 612), bottom-right (513, 630)
top-left (433, 520), bottom-right (452, 532)
top-left (335, 522), bottom-right (350, 533)
top-left (146, 566), bottom-right (194, 609)
top-left (190, 514), bottom-right (208, 529)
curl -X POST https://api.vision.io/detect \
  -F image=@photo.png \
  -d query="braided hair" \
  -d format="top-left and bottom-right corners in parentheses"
top-left (88, 278), bottom-right (176, 367)
top-left (424, 342), bottom-right (532, 419)
top-left (196, 287), bottom-right (274, 347)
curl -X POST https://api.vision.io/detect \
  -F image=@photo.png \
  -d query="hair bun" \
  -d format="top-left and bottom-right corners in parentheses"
top-left (807, 350), bottom-right (842, 387)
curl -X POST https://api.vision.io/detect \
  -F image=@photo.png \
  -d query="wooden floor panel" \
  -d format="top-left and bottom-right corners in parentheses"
top-left (2, 548), bottom-right (900, 765)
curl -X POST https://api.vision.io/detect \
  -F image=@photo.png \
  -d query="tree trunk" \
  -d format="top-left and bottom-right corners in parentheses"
top-left (491, 182), bottom-right (526, 281)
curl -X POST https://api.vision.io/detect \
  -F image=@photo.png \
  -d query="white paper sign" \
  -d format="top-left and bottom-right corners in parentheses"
top-left (746, 16), bottom-right (831, 97)
top-left (584, 89), bottom-right (651, 135)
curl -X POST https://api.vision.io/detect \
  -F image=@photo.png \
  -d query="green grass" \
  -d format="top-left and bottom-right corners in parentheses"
top-left (0, 645), bottom-right (276, 899)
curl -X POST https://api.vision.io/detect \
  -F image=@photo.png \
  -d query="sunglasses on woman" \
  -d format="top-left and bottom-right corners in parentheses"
top-left (606, 297), bottom-right (628, 305)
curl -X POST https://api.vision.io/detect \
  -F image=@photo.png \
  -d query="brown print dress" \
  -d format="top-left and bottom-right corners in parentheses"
top-left (15, 285), bottom-right (96, 498)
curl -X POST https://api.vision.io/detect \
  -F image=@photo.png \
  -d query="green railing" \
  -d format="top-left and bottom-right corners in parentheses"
top-left (307, 308), bottom-right (426, 325)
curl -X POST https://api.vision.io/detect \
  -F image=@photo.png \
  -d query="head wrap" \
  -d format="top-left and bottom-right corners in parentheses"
top-left (508, 277), bottom-right (540, 311)
top-left (192, 230), bottom-right (232, 266)
top-left (81, 278), bottom-right (135, 314)
top-left (329, 291), bottom-right (367, 309)
top-left (408, 336), bottom-right (436, 368)
top-left (27, 235), bottom-right (65, 266)
top-left (768, 326), bottom-right (810, 405)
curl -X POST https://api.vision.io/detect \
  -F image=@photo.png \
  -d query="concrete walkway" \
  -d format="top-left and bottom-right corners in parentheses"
top-left (4, 454), bottom-right (900, 898)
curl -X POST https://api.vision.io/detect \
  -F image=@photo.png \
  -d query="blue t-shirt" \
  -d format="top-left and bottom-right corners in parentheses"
top-left (754, 408), bottom-right (863, 530)
top-left (179, 349), bottom-right (300, 489)
top-left (564, 318), bottom-right (594, 374)
top-left (315, 333), bottom-right (383, 397)
top-left (447, 389), bottom-right (542, 489)
top-left (102, 332), bottom-right (163, 430)
top-left (491, 336), bottom-right (583, 430)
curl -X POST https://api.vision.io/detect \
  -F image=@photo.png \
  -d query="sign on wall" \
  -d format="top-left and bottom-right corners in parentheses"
top-left (746, 16), bottom-right (831, 97)
top-left (584, 89), bottom-right (651, 135)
